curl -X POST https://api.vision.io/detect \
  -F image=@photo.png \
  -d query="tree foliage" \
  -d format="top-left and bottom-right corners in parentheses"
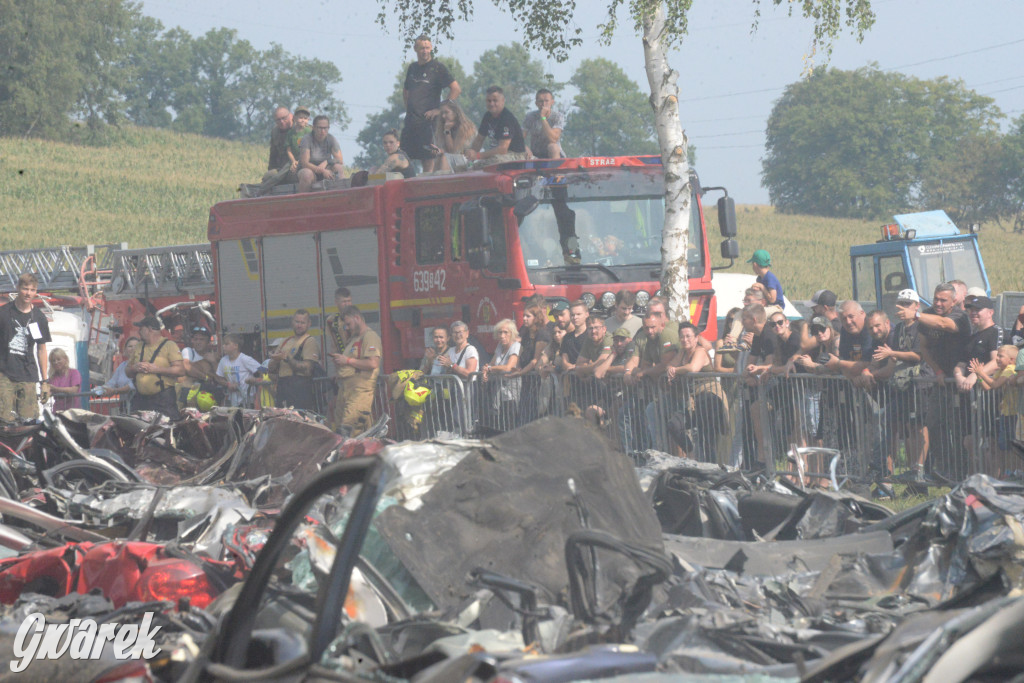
top-left (0, 0), bottom-right (139, 137)
top-left (762, 66), bottom-right (1003, 220)
top-left (564, 58), bottom-right (658, 157)
top-left (461, 43), bottom-right (559, 123)
top-left (0, 1), bottom-right (348, 143)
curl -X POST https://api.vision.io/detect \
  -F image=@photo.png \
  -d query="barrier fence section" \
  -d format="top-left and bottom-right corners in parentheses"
top-left (370, 370), bottom-right (1023, 483)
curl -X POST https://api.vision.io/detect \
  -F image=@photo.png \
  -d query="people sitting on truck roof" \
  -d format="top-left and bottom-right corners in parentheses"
top-left (431, 100), bottom-right (477, 173)
top-left (465, 87), bottom-right (527, 166)
top-left (286, 106), bottom-right (312, 176)
top-left (748, 249), bottom-right (785, 310)
top-left (370, 129), bottom-right (416, 179)
top-left (298, 115), bottom-right (346, 193)
top-left (264, 106), bottom-right (293, 182)
top-left (522, 89), bottom-right (565, 159)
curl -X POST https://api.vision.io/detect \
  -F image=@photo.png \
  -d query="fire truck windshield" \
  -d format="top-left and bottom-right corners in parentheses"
top-left (516, 171), bottom-right (705, 281)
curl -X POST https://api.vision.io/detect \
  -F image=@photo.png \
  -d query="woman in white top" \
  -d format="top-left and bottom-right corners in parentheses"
top-left (437, 321), bottom-right (478, 377)
top-left (483, 319), bottom-right (521, 429)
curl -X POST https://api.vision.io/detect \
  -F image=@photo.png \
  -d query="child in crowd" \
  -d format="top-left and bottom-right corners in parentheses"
top-left (215, 334), bottom-right (262, 407)
top-left (971, 344), bottom-right (1020, 476)
top-left (286, 106), bottom-right (312, 173)
top-left (747, 248), bottom-right (785, 308)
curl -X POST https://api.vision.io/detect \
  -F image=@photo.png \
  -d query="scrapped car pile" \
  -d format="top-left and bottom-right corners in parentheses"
top-left (0, 412), bottom-right (1022, 681)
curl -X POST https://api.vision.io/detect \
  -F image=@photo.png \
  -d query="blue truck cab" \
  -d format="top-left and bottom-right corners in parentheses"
top-left (850, 209), bottom-right (990, 316)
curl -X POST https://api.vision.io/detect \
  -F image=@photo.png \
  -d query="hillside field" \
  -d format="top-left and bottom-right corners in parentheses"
top-left (2, 126), bottom-right (1021, 299)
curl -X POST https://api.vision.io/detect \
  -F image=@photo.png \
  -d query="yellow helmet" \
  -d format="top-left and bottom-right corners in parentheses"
top-left (403, 383), bottom-right (431, 407)
top-left (187, 386), bottom-right (217, 411)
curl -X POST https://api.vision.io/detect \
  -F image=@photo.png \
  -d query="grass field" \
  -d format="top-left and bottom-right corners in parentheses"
top-left (2, 126), bottom-right (1022, 298)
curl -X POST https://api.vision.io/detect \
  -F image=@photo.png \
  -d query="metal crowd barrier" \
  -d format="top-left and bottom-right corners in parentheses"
top-left (369, 369), bottom-right (1023, 484)
top-left (50, 390), bottom-right (132, 416)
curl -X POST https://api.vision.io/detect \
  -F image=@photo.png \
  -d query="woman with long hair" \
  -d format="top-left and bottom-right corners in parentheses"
top-left (48, 348), bottom-right (81, 412)
top-left (431, 101), bottom-right (477, 172)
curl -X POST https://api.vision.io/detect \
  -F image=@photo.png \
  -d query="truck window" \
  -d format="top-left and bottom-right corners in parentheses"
top-left (450, 202), bottom-right (462, 261)
top-left (415, 205), bottom-right (445, 265)
top-left (488, 204), bottom-right (507, 272)
top-left (852, 255), bottom-right (874, 302)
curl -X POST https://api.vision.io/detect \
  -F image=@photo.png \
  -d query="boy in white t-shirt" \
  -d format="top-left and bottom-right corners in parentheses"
top-left (215, 334), bottom-right (262, 407)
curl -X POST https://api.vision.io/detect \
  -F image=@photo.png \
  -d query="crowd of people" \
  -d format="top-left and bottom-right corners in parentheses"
top-left (103, 287), bottom-right (382, 437)
top-left (405, 248), bottom-right (1024, 482)
top-left (255, 35), bottom-right (565, 194)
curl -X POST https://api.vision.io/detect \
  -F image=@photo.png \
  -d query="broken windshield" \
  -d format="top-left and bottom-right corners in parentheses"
top-left (517, 170), bottom-right (705, 278)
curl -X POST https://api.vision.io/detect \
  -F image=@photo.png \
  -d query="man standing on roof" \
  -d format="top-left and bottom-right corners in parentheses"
top-left (748, 249), bottom-right (785, 309)
top-left (466, 87), bottom-right (527, 165)
top-left (0, 273), bottom-right (51, 423)
top-left (402, 35), bottom-right (461, 174)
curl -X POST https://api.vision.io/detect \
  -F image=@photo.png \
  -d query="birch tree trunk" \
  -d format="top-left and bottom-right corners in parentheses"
top-left (642, 4), bottom-right (691, 322)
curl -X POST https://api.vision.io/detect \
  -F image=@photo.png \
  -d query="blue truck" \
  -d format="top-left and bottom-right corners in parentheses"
top-left (850, 209), bottom-right (990, 316)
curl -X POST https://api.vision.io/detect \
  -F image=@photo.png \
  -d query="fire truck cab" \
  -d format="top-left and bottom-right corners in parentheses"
top-left (208, 156), bottom-right (737, 373)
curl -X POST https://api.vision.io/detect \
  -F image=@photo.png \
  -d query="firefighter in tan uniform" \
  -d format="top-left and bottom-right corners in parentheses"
top-left (330, 306), bottom-right (380, 434)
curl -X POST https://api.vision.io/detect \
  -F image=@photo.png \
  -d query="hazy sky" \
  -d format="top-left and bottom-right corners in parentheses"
top-left (142, 0), bottom-right (1024, 204)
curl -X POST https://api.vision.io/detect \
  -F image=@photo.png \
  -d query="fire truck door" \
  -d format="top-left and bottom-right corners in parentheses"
top-left (217, 238), bottom-right (263, 336)
top-left (261, 234), bottom-right (324, 347)
top-left (319, 228), bottom-right (380, 373)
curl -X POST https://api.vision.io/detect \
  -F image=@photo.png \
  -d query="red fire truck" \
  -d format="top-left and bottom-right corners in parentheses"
top-left (207, 156), bottom-right (738, 372)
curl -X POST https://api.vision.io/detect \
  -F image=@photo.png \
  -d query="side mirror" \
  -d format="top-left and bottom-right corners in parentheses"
top-left (720, 239), bottom-right (739, 259)
top-left (462, 203), bottom-right (491, 270)
top-left (717, 197), bottom-right (737, 237)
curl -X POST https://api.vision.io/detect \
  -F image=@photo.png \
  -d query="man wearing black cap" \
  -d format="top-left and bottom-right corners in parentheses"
top-left (955, 295), bottom-right (1002, 391)
top-left (811, 289), bottom-right (840, 334)
top-left (127, 317), bottom-right (185, 418)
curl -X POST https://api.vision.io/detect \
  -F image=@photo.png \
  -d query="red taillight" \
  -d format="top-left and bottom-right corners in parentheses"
top-left (133, 561), bottom-right (216, 608)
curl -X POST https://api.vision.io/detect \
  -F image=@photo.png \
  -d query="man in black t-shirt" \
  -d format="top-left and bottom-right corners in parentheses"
top-left (918, 282), bottom-right (973, 478)
top-left (0, 273), bottom-right (51, 422)
top-left (955, 295), bottom-right (1002, 390)
top-left (401, 35), bottom-right (461, 172)
top-left (467, 86), bottom-right (527, 165)
top-left (918, 282), bottom-right (971, 378)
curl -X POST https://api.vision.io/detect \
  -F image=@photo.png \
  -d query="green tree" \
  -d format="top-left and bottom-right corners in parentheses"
top-left (462, 43), bottom-right (560, 124)
top-left (375, 0), bottom-right (875, 319)
top-left (0, 0), bottom-right (139, 138)
top-left (118, 26), bottom-right (348, 142)
top-left (354, 57), bottom-right (468, 168)
top-left (998, 115), bottom-right (1024, 233)
top-left (564, 58), bottom-right (657, 157)
top-left (762, 66), bottom-right (1001, 219)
